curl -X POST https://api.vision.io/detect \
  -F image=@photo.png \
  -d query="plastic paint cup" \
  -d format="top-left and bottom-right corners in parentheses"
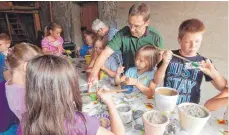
top-left (121, 85), bottom-right (134, 94)
top-left (89, 93), bottom-right (97, 101)
top-left (85, 55), bottom-right (91, 65)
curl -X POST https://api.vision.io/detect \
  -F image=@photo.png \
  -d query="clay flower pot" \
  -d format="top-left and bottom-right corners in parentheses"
top-left (154, 87), bottom-right (179, 112)
top-left (178, 103), bottom-right (211, 135)
top-left (142, 109), bottom-right (169, 135)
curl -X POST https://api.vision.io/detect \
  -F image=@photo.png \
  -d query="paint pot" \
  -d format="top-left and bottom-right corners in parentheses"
top-left (116, 104), bottom-right (132, 124)
top-left (121, 85), bottom-right (134, 94)
top-left (142, 109), bottom-right (169, 135)
top-left (133, 110), bottom-right (144, 125)
top-left (154, 87), bottom-right (179, 112)
top-left (178, 103), bottom-right (211, 135)
top-left (89, 93), bottom-right (97, 101)
top-left (85, 55), bottom-right (91, 65)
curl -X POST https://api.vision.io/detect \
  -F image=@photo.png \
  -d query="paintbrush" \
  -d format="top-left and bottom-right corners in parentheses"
top-left (80, 89), bottom-right (128, 96)
top-left (155, 46), bottom-right (200, 67)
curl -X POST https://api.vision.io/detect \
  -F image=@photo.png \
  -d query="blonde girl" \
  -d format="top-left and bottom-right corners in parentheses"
top-left (41, 22), bottom-right (64, 55)
top-left (115, 45), bottom-right (159, 97)
top-left (88, 36), bottom-right (123, 84)
top-left (5, 43), bottom-right (43, 121)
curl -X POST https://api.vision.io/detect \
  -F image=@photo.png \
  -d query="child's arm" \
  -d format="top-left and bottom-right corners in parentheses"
top-left (101, 56), bottom-right (120, 78)
top-left (101, 66), bottom-right (117, 78)
top-left (199, 59), bottom-right (227, 91)
top-left (149, 80), bottom-right (157, 96)
top-left (124, 78), bottom-right (153, 97)
top-left (3, 70), bottom-right (11, 81)
top-left (114, 66), bottom-right (125, 85)
top-left (204, 88), bottom-right (228, 111)
top-left (153, 50), bottom-right (173, 84)
top-left (42, 47), bottom-right (59, 55)
top-left (57, 44), bottom-right (64, 54)
top-left (88, 52), bottom-right (99, 68)
top-left (96, 89), bottom-right (125, 135)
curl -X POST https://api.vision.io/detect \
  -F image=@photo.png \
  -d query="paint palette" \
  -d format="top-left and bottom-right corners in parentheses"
top-left (92, 113), bottom-right (111, 129)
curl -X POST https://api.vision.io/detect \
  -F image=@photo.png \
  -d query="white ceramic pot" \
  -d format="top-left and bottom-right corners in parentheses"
top-left (116, 104), bottom-right (132, 124)
top-left (155, 87), bottom-right (179, 112)
top-left (142, 110), bottom-right (169, 135)
top-left (178, 103), bottom-right (211, 135)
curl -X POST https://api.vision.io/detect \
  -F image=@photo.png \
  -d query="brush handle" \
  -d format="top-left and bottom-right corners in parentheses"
top-left (154, 46), bottom-right (191, 62)
top-left (172, 53), bottom-right (191, 62)
top-left (80, 89), bottom-right (128, 96)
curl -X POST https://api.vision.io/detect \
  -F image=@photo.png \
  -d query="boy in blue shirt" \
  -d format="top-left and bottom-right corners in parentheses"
top-left (76, 31), bottom-right (95, 57)
top-left (153, 19), bottom-right (226, 104)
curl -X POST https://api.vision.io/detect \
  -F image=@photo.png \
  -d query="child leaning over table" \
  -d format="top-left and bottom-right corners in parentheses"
top-left (152, 18), bottom-right (227, 104)
top-left (87, 36), bottom-right (123, 85)
top-left (115, 45), bottom-right (160, 97)
top-left (76, 30), bottom-right (95, 57)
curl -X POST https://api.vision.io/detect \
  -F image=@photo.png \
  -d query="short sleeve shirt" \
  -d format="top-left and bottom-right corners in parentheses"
top-left (107, 27), bottom-right (118, 41)
top-left (157, 50), bottom-right (213, 104)
top-left (125, 67), bottom-right (156, 91)
top-left (108, 26), bottom-right (163, 70)
top-left (79, 44), bottom-right (93, 57)
top-left (41, 37), bottom-right (64, 53)
top-left (5, 81), bottom-right (26, 121)
top-left (102, 51), bottom-right (123, 84)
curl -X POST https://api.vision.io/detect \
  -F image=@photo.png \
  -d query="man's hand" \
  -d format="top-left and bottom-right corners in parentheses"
top-left (88, 71), bottom-right (99, 86)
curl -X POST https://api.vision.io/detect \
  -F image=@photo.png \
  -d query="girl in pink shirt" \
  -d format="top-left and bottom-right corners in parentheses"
top-left (5, 43), bottom-right (43, 121)
top-left (41, 22), bottom-right (64, 56)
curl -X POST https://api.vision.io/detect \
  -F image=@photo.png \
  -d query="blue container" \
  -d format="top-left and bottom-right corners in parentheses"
top-left (121, 85), bottom-right (134, 94)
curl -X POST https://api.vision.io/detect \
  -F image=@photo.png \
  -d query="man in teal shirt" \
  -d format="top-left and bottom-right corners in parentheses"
top-left (89, 3), bottom-right (164, 83)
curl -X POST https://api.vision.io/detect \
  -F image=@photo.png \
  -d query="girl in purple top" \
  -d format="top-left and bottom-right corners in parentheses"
top-left (41, 22), bottom-right (64, 56)
top-left (18, 55), bottom-right (125, 135)
top-left (5, 43), bottom-right (43, 121)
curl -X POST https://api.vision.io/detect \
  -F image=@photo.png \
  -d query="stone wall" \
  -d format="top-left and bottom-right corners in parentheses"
top-left (39, 1), bottom-right (82, 45)
top-left (38, 1), bottom-right (50, 30)
top-left (98, 2), bottom-right (118, 28)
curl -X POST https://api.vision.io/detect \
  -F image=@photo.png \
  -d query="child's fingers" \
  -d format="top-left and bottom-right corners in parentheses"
top-left (206, 59), bottom-right (211, 63)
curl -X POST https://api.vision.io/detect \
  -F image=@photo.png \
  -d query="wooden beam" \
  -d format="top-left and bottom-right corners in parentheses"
top-left (5, 13), bottom-right (12, 40)
top-left (0, 5), bottom-right (39, 11)
top-left (33, 12), bottom-right (41, 38)
top-left (49, 1), bottom-right (53, 22)
top-left (33, 2), bottom-right (41, 38)
top-left (0, 10), bottom-right (38, 14)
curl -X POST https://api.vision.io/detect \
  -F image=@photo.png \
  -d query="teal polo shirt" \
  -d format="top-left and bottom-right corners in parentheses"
top-left (108, 26), bottom-right (163, 70)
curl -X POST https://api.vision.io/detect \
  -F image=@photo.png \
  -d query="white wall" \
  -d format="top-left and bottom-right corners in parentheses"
top-left (116, 1), bottom-right (228, 104)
